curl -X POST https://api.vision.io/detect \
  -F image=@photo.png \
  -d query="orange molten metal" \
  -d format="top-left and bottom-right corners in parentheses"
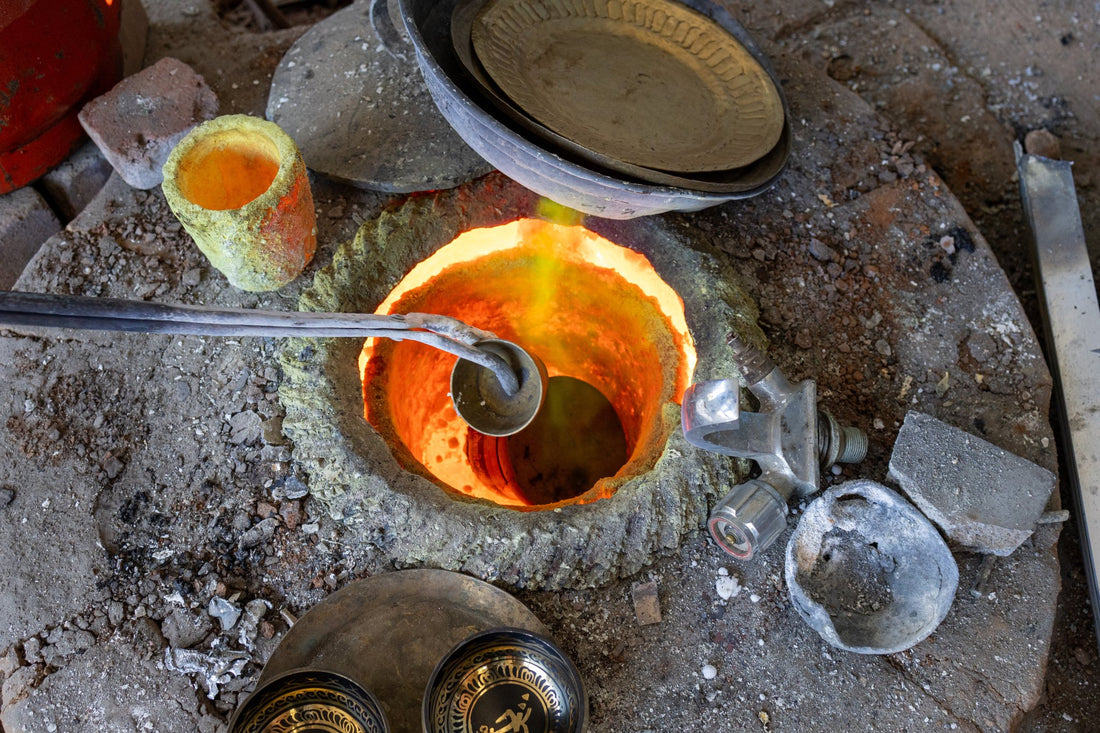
top-left (360, 219), bottom-right (696, 508)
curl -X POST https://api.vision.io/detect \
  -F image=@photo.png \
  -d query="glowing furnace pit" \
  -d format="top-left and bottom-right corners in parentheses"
top-left (279, 174), bottom-right (760, 589)
top-left (359, 219), bottom-right (697, 508)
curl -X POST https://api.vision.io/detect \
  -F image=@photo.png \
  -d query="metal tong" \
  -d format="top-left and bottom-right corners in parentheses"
top-left (0, 291), bottom-right (547, 434)
top-left (0, 290), bottom-right (516, 392)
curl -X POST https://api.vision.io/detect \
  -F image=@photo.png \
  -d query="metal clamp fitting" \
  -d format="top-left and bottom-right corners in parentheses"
top-left (683, 333), bottom-right (869, 560)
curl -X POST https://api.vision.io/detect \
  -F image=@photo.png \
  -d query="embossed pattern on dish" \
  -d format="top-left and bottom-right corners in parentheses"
top-left (471, 0), bottom-right (784, 172)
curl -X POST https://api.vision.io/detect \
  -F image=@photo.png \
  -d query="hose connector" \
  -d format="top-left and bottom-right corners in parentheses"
top-left (707, 479), bottom-right (789, 560)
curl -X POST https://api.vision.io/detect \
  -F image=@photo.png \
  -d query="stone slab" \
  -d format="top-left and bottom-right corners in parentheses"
top-left (0, 187), bottom-right (61, 290)
top-left (889, 410), bottom-right (1057, 556)
top-left (78, 57), bottom-right (218, 190)
top-left (266, 0), bottom-right (491, 192)
top-left (37, 142), bottom-right (114, 221)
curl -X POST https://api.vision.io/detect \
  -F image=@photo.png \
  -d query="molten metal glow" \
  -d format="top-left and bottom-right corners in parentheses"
top-left (175, 129), bottom-right (280, 210)
top-left (360, 219), bottom-right (696, 507)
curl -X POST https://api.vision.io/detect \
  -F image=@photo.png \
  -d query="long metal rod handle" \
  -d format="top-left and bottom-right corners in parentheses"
top-left (0, 291), bottom-right (473, 335)
top-left (0, 291), bottom-right (519, 394)
top-left (391, 330), bottom-right (518, 394)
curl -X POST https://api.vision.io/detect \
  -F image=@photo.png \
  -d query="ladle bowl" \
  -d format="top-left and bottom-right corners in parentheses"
top-left (450, 338), bottom-right (548, 437)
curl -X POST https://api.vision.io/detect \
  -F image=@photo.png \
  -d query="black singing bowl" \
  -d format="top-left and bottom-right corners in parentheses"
top-left (423, 628), bottom-right (587, 733)
top-left (230, 668), bottom-right (390, 733)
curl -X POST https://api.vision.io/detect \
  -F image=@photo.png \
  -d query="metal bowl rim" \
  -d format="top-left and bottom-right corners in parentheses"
top-left (230, 666), bottom-right (389, 732)
top-left (422, 626), bottom-right (587, 732)
top-left (395, 0), bottom-right (790, 216)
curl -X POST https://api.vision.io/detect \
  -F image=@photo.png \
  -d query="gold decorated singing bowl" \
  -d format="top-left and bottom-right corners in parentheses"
top-left (423, 628), bottom-right (587, 733)
top-left (230, 669), bottom-right (390, 733)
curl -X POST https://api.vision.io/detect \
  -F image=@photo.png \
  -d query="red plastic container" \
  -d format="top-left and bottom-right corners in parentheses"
top-left (0, 0), bottom-right (122, 193)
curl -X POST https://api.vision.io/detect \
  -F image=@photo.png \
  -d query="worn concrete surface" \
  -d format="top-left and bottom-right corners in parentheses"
top-left (266, 1), bottom-right (492, 191)
top-left (0, 0), bottom-right (1096, 731)
top-left (0, 187), bottom-right (61, 291)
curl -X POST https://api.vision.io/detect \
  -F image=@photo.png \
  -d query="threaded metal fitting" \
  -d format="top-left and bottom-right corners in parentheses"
top-left (818, 410), bottom-right (869, 467)
top-left (707, 479), bottom-right (789, 560)
top-left (725, 331), bottom-right (774, 386)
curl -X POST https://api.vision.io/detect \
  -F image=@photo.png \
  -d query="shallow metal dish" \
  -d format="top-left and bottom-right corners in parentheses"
top-left (230, 668), bottom-right (389, 733)
top-left (449, 0), bottom-right (790, 193)
top-left (423, 628), bottom-right (587, 733)
top-left (260, 570), bottom-right (548, 732)
top-left (397, 0), bottom-right (790, 218)
top-left (471, 0), bottom-right (784, 172)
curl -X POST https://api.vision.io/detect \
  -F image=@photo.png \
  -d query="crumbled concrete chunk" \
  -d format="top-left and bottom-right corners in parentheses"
top-left (1, 665), bottom-right (38, 708)
top-left (238, 517), bottom-right (278, 550)
top-left (21, 638), bottom-right (41, 664)
top-left (0, 647), bottom-right (19, 677)
top-left (280, 475), bottom-right (309, 500)
top-left (161, 608), bottom-right (213, 649)
top-left (41, 630), bottom-right (96, 667)
top-left (888, 411), bottom-right (1056, 555)
top-left (107, 602), bottom-right (125, 627)
top-left (37, 141), bottom-right (114, 220)
top-left (229, 410), bottom-right (263, 445)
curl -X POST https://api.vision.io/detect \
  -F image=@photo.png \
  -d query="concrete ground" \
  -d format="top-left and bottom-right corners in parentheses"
top-left (0, 0), bottom-right (1097, 730)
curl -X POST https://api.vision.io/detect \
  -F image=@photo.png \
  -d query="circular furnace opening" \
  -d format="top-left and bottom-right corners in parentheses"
top-left (279, 173), bottom-right (760, 589)
top-left (485, 375), bottom-right (628, 505)
top-left (360, 219), bottom-right (696, 508)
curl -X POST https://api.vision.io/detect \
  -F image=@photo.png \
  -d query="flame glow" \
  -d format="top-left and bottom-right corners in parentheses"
top-left (360, 219), bottom-right (696, 507)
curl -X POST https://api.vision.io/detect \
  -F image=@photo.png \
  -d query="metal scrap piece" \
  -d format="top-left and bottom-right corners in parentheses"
top-left (1018, 142), bottom-right (1100, 648)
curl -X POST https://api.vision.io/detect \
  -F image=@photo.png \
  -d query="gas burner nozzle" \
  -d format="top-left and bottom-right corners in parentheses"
top-left (681, 333), bottom-right (868, 560)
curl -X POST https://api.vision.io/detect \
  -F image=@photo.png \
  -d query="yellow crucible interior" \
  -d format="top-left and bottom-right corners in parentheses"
top-left (174, 129), bottom-right (281, 211)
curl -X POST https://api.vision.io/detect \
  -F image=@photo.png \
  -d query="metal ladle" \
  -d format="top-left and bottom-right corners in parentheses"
top-left (0, 290), bottom-right (544, 436)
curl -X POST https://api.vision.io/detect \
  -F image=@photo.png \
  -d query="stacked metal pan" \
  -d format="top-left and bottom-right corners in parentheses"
top-left (396, 0), bottom-right (791, 218)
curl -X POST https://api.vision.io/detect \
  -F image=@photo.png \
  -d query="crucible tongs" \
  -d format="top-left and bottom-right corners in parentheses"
top-left (0, 290), bottom-right (546, 435)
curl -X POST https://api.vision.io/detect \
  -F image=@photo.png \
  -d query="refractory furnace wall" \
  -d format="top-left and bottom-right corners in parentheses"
top-left (280, 174), bottom-right (765, 589)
